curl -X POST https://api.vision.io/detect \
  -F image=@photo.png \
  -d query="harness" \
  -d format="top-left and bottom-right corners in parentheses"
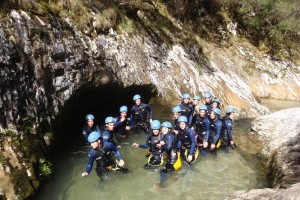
top-left (133, 103), bottom-right (148, 124)
top-left (179, 128), bottom-right (192, 149)
top-left (180, 103), bottom-right (191, 119)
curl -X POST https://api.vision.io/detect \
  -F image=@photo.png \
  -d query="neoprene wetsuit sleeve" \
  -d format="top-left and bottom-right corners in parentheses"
top-left (145, 104), bottom-right (153, 119)
top-left (139, 135), bottom-right (151, 149)
top-left (188, 129), bottom-right (196, 155)
top-left (102, 131), bottom-right (110, 143)
top-left (114, 117), bottom-right (121, 127)
top-left (213, 120), bottom-right (222, 144)
top-left (204, 118), bottom-right (210, 142)
top-left (188, 113), bottom-right (193, 126)
top-left (85, 150), bottom-right (95, 174)
top-left (104, 142), bottom-right (123, 160)
top-left (177, 136), bottom-right (182, 150)
top-left (165, 134), bottom-right (173, 150)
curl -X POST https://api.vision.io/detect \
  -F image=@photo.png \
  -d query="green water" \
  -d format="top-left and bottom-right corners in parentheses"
top-left (35, 98), bottom-right (300, 200)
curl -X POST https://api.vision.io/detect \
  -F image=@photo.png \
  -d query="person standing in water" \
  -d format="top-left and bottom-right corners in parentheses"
top-left (154, 121), bottom-right (181, 189)
top-left (220, 107), bottom-right (236, 150)
top-left (115, 106), bottom-right (131, 138)
top-left (132, 120), bottom-right (164, 169)
top-left (177, 116), bottom-right (198, 164)
top-left (209, 108), bottom-right (222, 155)
top-left (194, 105), bottom-right (210, 156)
top-left (130, 94), bottom-right (153, 133)
top-left (81, 131), bottom-right (129, 180)
top-left (178, 93), bottom-right (193, 127)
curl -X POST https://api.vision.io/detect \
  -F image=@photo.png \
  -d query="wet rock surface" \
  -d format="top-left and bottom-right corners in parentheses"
top-left (226, 108), bottom-right (300, 199)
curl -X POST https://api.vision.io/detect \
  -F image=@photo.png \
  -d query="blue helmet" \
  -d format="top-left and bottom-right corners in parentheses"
top-left (161, 121), bottom-right (172, 129)
top-left (203, 92), bottom-right (212, 99)
top-left (85, 114), bottom-right (94, 121)
top-left (193, 95), bottom-right (201, 101)
top-left (119, 106), bottom-right (128, 113)
top-left (226, 108), bottom-right (235, 114)
top-left (178, 116), bottom-right (188, 123)
top-left (212, 98), bottom-right (220, 103)
top-left (151, 120), bottom-right (161, 129)
top-left (212, 108), bottom-right (221, 116)
top-left (182, 93), bottom-right (190, 99)
top-left (172, 106), bottom-right (182, 113)
top-left (88, 131), bottom-right (101, 143)
top-left (105, 116), bottom-right (115, 124)
top-left (133, 94), bottom-right (141, 101)
top-left (198, 105), bottom-right (208, 111)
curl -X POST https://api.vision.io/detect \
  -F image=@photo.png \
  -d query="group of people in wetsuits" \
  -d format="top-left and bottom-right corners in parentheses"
top-left (81, 92), bottom-right (236, 189)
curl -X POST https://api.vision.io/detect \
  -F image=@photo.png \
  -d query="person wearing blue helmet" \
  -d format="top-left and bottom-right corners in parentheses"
top-left (82, 114), bottom-right (101, 142)
top-left (130, 94), bottom-right (153, 134)
top-left (220, 107), bottom-right (236, 150)
top-left (209, 108), bottom-right (222, 155)
top-left (194, 105), bottom-right (210, 156)
top-left (102, 116), bottom-right (120, 148)
top-left (177, 116), bottom-right (197, 164)
top-left (81, 131), bottom-right (129, 179)
top-left (203, 92), bottom-right (213, 116)
top-left (212, 98), bottom-right (221, 109)
top-left (178, 93), bottom-right (193, 127)
top-left (132, 120), bottom-right (164, 169)
top-left (115, 106), bottom-right (131, 138)
top-left (154, 121), bottom-right (180, 189)
top-left (191, 95), bottom-right (201, 128)
top-left (172, 106), bottom-right (182, 132)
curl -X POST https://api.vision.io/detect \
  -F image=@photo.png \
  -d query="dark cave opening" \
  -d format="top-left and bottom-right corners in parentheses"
top-left (52, 83), bottom-right (157, 148)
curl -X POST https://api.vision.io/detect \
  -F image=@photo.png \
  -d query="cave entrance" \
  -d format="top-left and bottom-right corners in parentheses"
top-left (52, 83), bottom-right (157, 148)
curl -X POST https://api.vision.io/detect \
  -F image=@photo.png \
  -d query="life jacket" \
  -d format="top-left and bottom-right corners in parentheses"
top-left (116, 117), bottom-right (130, 135)
top-left (94, 148), bottom-right (115, 170)
top-left (195, 116), bottom-right (209, 141)
top-left (149, 134), bottom-right (162, 155)
top-left (209, 119), bottom-right (217, 139)
top-left (132, 103), bottom-right (148, 124)
top-left (179, 128), bottom-right (192, 149)
top-left (179, 103), bottom-right (192, 119)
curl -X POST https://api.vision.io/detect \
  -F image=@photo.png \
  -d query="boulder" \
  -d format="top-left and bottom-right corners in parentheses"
top-left (250, 107), bottom-right (300, 156)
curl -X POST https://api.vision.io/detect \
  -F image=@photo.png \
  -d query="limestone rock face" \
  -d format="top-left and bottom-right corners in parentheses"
top-left (250, 108), bottom-right (300, 157)
top-left (0, 9), bottom-right (299, 199)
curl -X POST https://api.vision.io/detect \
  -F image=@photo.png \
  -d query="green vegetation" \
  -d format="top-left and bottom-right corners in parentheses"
top-left (0, 0), bottom-right (299, 59)
top-left (39, 158), bottom-right (52, 176)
